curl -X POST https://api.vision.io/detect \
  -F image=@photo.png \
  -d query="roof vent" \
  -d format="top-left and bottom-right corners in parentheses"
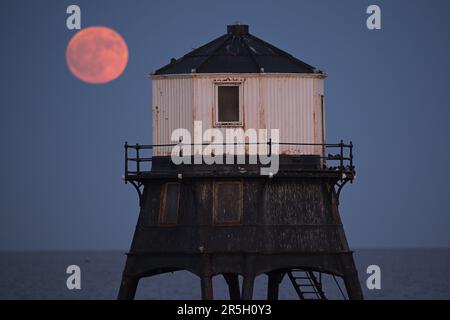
top-left (227, 24), bottom-right (249, 36)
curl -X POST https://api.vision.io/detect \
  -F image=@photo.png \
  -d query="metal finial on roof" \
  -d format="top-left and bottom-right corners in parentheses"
top-left (227, 24), bottom-right (249, 35)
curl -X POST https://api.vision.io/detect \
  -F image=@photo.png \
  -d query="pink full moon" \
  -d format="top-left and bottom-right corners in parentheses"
top-left (66, 26), bottom-right (128, 84)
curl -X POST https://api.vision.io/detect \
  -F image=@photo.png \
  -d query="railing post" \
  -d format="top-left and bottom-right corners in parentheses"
top-left (322, 142), bottom-right (326, 163)
top-left (225, 141), bottom-right (228, 165)
top-left (268, 138), bottom-right (272, 157)
top-left (136, 143), bottom-right (140, 174)
top-left (349, 141), bottom-right (353, 171)
top-left (339, 139), bottom-right (344, 175)
top-left (124, 141), bottom-right (128, 183)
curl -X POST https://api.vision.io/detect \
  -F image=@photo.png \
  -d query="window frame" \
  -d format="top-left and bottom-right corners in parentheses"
top-left (212, 180), bottom-right (244, 226)
top-left (214, 82), bottom-right (243, 127)
top-left (159, 182), bottom-right (181, 226)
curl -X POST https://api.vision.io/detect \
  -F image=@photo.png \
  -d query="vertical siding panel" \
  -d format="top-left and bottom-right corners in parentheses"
top-left (263, 76), bottom-right (319, 155)
top-left (246, 77), bottom-right (260, 132)
top-left (152, 77), bottom-right (193, 156)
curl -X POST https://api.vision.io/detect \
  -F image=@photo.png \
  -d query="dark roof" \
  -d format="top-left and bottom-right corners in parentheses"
top-left (153, 25), bottom-right (318, 75)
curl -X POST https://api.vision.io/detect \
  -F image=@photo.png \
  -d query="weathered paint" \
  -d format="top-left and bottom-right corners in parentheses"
top-left (152, 76), bottom-right (193, 155)
top-left (152, 73), bottom-right (325, 156)
top-left (118, 176), bottom-right (364, 300)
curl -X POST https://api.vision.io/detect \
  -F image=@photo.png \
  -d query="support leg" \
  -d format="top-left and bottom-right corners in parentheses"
top-left (201, 275), bottom-right (214, 300)
top-left (241, 274), bottom-right (255, 300)
top-left (117, 275), bottom-right (140, 300)
top-left (343, 271), bottom-right (364, 300)
top-left (339, 253), bottom-right (364, 300)
top-left (223, 273), bottom-right (240, 300)
top-left (267, 271), bottom-right (284, 300)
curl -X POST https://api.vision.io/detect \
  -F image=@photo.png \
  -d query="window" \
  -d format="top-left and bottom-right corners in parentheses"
top-left (216, 85), bottom-right (242, 126)
top-left (159, 183), bottom-right (180, 225)
top-left (213, 181), bottom-right (243, 225)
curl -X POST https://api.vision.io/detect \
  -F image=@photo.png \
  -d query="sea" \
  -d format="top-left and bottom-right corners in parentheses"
top-left (1, 249), bottom-right (449, 300)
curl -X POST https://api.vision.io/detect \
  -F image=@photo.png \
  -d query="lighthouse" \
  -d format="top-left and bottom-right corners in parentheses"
top-left (118, 24), bottom-right (363, 300)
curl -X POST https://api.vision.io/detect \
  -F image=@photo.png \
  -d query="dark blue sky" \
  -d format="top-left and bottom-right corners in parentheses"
top-left (1, 0), bottom-right (449, 250)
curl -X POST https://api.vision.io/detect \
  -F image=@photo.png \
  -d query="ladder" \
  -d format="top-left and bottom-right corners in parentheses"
top-left (286, 269), bottom-right (327, 300)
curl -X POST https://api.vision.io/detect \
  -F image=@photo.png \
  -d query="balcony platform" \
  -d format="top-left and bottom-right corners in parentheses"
top-left (123, 142), bottom-right (355, 183)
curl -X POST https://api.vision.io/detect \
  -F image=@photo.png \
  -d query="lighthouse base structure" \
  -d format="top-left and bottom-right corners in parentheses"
top-left (118, 252), bottom-right (362, 300)
top-left (118, 171), bottom-right (363, 300)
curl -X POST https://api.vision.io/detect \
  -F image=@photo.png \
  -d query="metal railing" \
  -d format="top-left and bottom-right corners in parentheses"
top-left (124, 140), bottom-right (354, 179)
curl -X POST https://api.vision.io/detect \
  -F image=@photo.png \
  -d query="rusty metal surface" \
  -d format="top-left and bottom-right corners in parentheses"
top-left (118, 162), bottom-right (363, 300)
top-left (130, 178), bottom-right (348, 254)
top-left (118, 177), bottom-right (363, 299)
top-left (119, 154), bottom-right (363, 299)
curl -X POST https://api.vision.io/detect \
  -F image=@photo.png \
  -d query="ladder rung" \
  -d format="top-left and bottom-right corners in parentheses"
top-left (287, 270), bottom-right (326, 300)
